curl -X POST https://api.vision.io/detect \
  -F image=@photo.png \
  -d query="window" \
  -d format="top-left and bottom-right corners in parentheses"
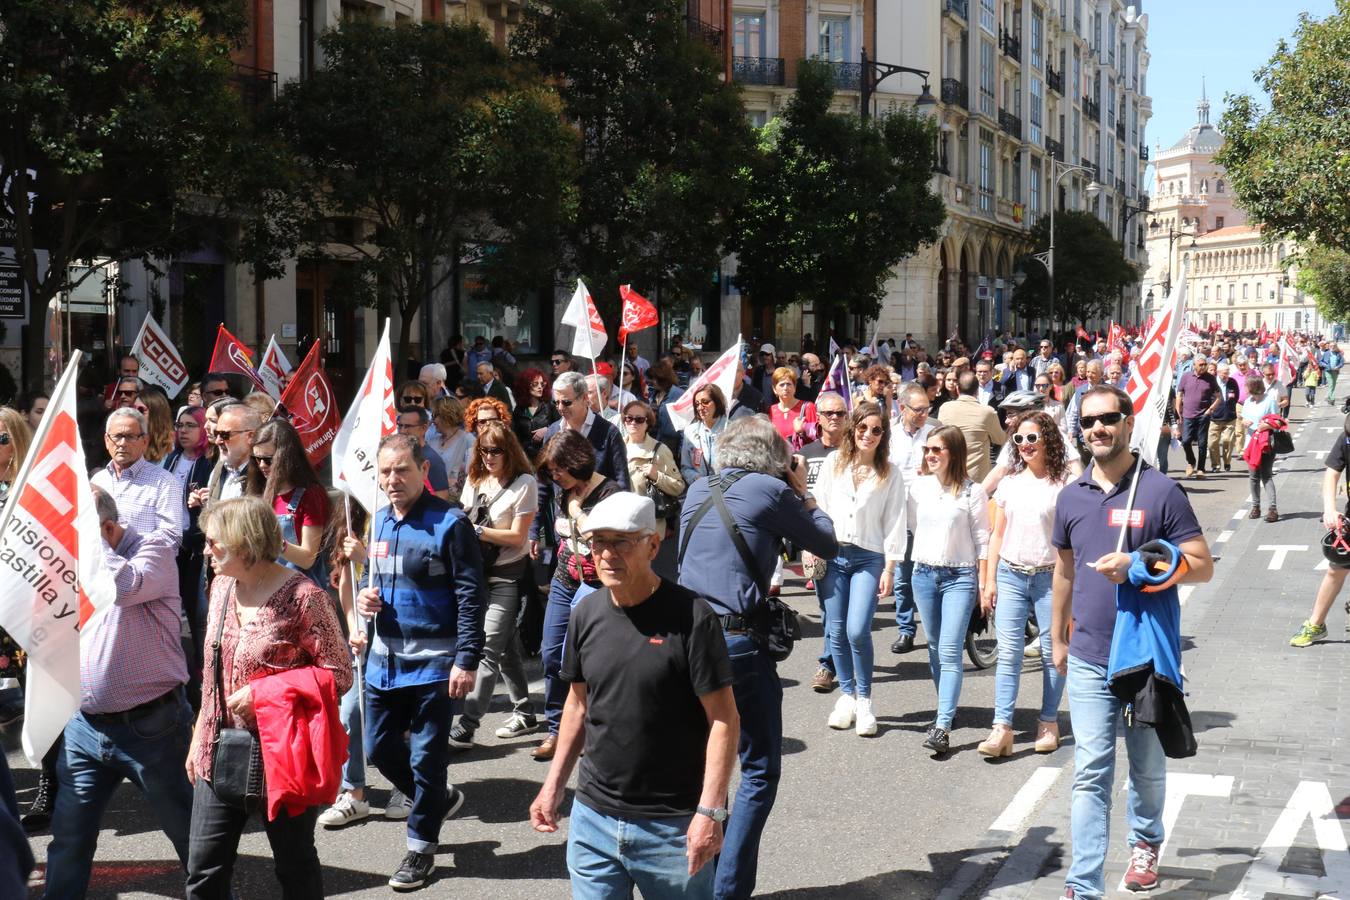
top-left (1073, 49), bottom-right (1081, 97)
top-left (733, 13), bottom-right (766, 58)
top-left (1107, 78), bottom-right (1115, 128)
top-left (1203, 285), bottom-right (1209, 301)
top-left (1012, 151), bottom-right (1023, 203)
top-left (1216, 216), bottom-right (1225, 229)
top-left (819, 16), bottom-right (851, 62)
top-left (1072, 109), bottom-right (1081, 157)
top-left (1030, 164), bottom-right (1042, 220)
top-left (1242, 312), bottom-right (1248, 329)
top-left (980, 40), bottom-right (996, 116)
top-left (746, 109), bottom-right (768, 128)
top-left (1029, 79), bottom-right (1043, 145)
top-left (299, 0), bottom-right (320, 80)
top-left (1256, 311), bottom-right (1262, 327)
top-left (1256, 282), bottom-right (1262, 300)
top-left (1228, 284), bottom-right (1235, 301)
top-left (1031, 10), bottom-right (1044, 69)
top-left (979, 129), bottom-right (995, 212)
top-left (981, 0), bottom-right (997, 34)
top-left (1242, 282), bottom-right (1249, 299)
top-left (1228, 312), bottom-right (1235, 329)
top-left (1217, 179), bottom-right (1225, 193)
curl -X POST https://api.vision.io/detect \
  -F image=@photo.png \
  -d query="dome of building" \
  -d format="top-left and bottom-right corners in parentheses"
top-left (1167, 93), bottom-right (1223, 153)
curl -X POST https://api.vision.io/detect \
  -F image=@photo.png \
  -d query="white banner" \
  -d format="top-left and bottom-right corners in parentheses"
top-left (129, 315), bottom-right (189, 395)
top-left (258, 336), bottom-right (293, 401)
top-left (1127, 260), bottom-right (1188, 465)
top-left (333, 321), bottom-right (396, 514)
top-left (561, 280), bottom-right (607, 361)
top-left (666, 335), bottom-right (743, 431)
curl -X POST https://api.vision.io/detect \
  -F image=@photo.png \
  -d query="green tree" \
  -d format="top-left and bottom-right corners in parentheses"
top-left (1217, 1), bottom-right (1350, 253)
top-left (512, 0), bottom-right (755, 342)
top-left (1296, 244), bottom-right (1350, 323)
top-left (1011, 211), bottom-right (1139, 325)
top-left (271, 20), bottom-right (576, 366)
top-left (0, 1), bottom-right (268, 391)
top-left (729, 60), bottom-right (945, 324)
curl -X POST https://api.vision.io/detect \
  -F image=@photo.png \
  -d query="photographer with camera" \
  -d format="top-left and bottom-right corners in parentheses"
top-left (677, 416), bottom-right (837, 900)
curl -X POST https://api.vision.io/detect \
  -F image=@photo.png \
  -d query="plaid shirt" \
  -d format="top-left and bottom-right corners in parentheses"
top-left (91, 457), bottom-right (187, 547)
top-left (80, 528), bottom-right (188, 713)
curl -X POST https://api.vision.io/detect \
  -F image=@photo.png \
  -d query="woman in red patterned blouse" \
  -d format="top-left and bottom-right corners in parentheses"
top-left (184, 496), bottom-right (352, 900)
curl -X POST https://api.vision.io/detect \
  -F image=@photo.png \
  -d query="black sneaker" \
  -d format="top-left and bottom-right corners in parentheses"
top-left (494, 712), bottom-right (540, 739)
top-left (389, 851), bottom-right (435, 891)
top-left (447, 722), bottom-right (475, 750)
top-left (21, 771), bottom-right (55, 834)
top-left (0, 700), bottom-right (23, 728)
top-left (444, 785), bottom-right (465, 822)
top-left (922, 726), bottom-right (950, 755)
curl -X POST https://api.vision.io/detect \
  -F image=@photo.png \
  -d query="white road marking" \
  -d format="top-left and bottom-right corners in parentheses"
top-left (1257, 544), bottom-right (1308, 570)
top-left (1324, 426), bottom-right (1341, 433)
top-left (1215, 530), bottom-right (1233, 544)
top-left (1118, 773), bottom-right (1235, 893)
top-left (989, 766), bottom-right (1063, 833)
top-left (1316, 557), bottom-right (1330, 571)
top-left (1231, 780), bottom-right (1350, 899)
top-left (1310, 450), bottom-right (1329, 459)
top-left (1178, 585), bottom-right (1194, 606)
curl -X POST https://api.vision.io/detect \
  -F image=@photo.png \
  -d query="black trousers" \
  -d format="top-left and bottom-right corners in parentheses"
top-left (185, 779), bottom-right (323, 899)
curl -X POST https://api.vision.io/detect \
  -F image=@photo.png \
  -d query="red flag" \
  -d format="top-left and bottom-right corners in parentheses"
top-left (279, 342), bottom-right (341, 466)
top-left (1257, 324), bottom-right (1268, 345)
top-left (618, 285), bottom-right (659, 342)
top-left (209, 325), bottom-right (268, 394)
top-left (1076, 325), bottom-right (1090, 342)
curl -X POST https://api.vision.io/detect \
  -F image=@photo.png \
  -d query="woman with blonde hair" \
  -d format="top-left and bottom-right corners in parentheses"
top-left (428, 396), bottom-right (475, 500)
top-left (137, 388), bottom-right (176, 463)
top-left (907, 424), bottom-right (989, 755)
top-left (620, 400), bottom-right (683, 541)
top-left (0, 406), bottom-right (33, 503)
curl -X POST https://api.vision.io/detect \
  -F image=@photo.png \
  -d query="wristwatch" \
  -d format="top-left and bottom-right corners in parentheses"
top-left (696, 805), bottom-right (729, 823)
top-left (474, 525), bottom-right (484, 537)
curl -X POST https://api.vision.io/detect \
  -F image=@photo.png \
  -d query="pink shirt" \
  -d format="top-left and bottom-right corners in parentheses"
top-left (994, 469), bottom-right (1068, 568)
top-left (768, 400), bottom-right (818, 446)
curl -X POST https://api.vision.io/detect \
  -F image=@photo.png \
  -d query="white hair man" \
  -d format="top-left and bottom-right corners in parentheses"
top-left (91, 408), bottom-right (187, 545)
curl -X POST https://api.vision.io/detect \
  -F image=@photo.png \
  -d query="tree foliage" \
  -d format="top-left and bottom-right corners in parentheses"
top-left (0, 0), bottom-right (262, 390)
top-left (511, 0), bottom-right (755, 340)
top-left (1011, 211), bottom-right (1139, 325)
top-left (271, 21), bottom-right (576, 366)
top-left (1217, 1), bottom-right (1350, 253)
top-left (729, 61), bottom-right (945, 319)
top-left (1295, 244), bottom-right (1350, 323)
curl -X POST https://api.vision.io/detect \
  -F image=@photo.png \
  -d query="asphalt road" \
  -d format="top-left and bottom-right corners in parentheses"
top-left (9, 395), bottom-right (1350, 898)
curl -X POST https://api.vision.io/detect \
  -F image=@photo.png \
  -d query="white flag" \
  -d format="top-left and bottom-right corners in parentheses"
top-left (0, 351), bottom-right (117, 762)
top-left (561, 280), bottom-right (607, 360)
top-left (666, 335), bottom-right (744, 431)
top-left (1127, 260), bottom-right (1188, 465)
top-left (257, 336), bottom-right (293, 401)
top-left (129, 315), bottom-right (189, 395)
top-left (333, 321), bottom-right (397, 514)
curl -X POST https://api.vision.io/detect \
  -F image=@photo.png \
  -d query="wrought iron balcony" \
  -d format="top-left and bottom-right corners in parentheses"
top-left (230, 63), bottom-right (277, 114)
top-left (1083, 95), bottom-right (1100, 122)
top-left (732, 56), bottom-right (785, 87)
top-left (1080, 157), bottom-right (1099, 180)
top-left (934, 155), bottom-right (951, 176)
top-left (1116, 177), bottom-right (1127, 194)
top-left (944, 0), bottom-right (969, 20)
top-left (1140, 143), bottom-right (1150, 161)
top-left (941, 77), bottom-right (968, 110)
top-left (685, 15), bottom-right (724, 54)
top-left (824, 60), bottom-right (862, 91)
top-left (999, 28), bottom-right (1022, 63)
top-left (999, 109), bottom-right (1023, 140)
top-left (1045, 136), bottom-right (1064, 161)
top-left (1047, 66), bottom-right (1064, 95)
top-left (1115, 120), bottom-right (1126, 142)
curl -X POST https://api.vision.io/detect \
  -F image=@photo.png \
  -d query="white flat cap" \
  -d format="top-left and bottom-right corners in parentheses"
top-left (581, 492), bottom-right (657, 536)
top-left (759, 343), bottom-right (775, 354)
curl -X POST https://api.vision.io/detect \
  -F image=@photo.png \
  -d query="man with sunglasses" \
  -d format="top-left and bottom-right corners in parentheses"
top-left (1051, 385), bottom-right (1212, 899)
top-left (550, 350), bottom-right (574, 374)
top-left (199, 372), bottom-right (241, 404)
top-left (201, 404), bottom-right (260, 505)
top-left (111, 377), bottom-right (142, 410)
top-left (397, 406), bottom-right (453, 501)
top-left (887, 383), bottom-right (933, 656)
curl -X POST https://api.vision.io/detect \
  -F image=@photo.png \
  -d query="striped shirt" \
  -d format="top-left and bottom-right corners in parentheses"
top-left (91, 457), bottom-right (187, 547)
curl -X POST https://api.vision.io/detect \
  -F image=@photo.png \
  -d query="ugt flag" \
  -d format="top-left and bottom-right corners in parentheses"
top-left (258, 336), bottom-right (293, 402)
top-left (666, 336), bottom-right (743, 431)
top-left (333, 321), bottom-right (397, 514)
top-left (279, 342), bottom-right (341, 467)
top-left (618, 285), bottom-right (658, 342)
top-left (1126, 259), bottom-right (1188, 466)
top-left (130, 314), bottom-right (189, 395)
top-left (0, 351), bottom-right (116, 763)
top-left (561, 280), bottom-right (607, 360)
top-left (209, 325), bottom-right (268, 395)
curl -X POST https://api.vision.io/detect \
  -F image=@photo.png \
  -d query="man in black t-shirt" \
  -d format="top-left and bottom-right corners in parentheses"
top-left (1291, 424), bottom-right (1350, 647)
top-left (530, 493), bottom-right (738, 898)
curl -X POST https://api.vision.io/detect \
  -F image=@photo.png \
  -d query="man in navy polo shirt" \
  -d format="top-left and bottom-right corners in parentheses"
top-left (1051, 385), bottom-right (1212, 899)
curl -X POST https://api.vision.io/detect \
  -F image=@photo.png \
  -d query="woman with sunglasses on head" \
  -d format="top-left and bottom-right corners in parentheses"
top-left (977, 411), bottom-right (1070, 757)
top-left (620, 401), bottom-right (683, 541)
top-left (245, 420), bottom-right (331, 589)
top-left (813, 402), bottom-right (907, 737)
top-left (679, 383), bottom-right (727, 486)
top-left (907, 424), bottom-right (990, 755)
top-left (448, 421), bottom-right (540, 750)
top-left (511, 367), bottom-right (557, 460)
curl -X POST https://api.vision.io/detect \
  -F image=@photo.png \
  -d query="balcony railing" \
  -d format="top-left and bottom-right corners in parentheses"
top-left (1047, 65), bottom-right (1064, 95)
top-left (941, 77), bottom-right (968, 110)
top-left (824, 60), bottom-right (862, 91)
top-left (1046, 136), bottom-right (1064, 161)
top-left (1116, 177), bottom-right (1127, 194)
top-left (943, 0), bottom-right (969, 20)
top-left (685, 14), bottom-right (724, 54)
top-left (1083, 95), bottom-right (1100, 122)
top-left (1140, 143), bottom-right (1150, 161)
top-left (732, 56), bottom-right (785, 87)
top-left (1080, 157), bottom-right (1099, 180)
top-left (999, 27), bottom-right (1022, 63)
top-left (998, 109), bottom-right (1023, 140)
top-left (934, 156), bottom-right (951, 176)
top-left (1115, 120), bottom-right (1126, 142)
top-left (230, 63), bottom-right (277, 114)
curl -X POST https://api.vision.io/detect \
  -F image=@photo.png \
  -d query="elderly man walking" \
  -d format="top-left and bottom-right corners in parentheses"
top-left (531, 493), bottom-right (739, 900)
top-left (937, 371), bottom-right (1006, 481)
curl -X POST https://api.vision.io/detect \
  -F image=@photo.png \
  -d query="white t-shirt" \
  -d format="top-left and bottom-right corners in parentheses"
top-left (992, 469), bottom-right (1067, 568)
top-left (459, 472), bottom-right (538, 575)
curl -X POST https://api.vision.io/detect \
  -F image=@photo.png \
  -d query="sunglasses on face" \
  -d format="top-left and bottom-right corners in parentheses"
top-left (1013, 432), bottom-right (1041, 446)
top-left (1080, 412), bottom-right (1126, 429)
top-left (855, 425), bottom-right (884, 438)
top-left (214, 430), bottom-right (250, 442)
top-left (622, 415), bottom-right (648, 425)
top-left (590, 536), bottom-right (644, 554)
top-left (556, 398), bottom-right (574, 408)
top-left (401, 396), bottom-right (424, 405)
top-left (551, 359), bottom-right (566, 366)
top-left (203, 388), bottom-right (229, 399)
top-left (819, 409), bottom-right (847, 418)
top-left (479, 446), bottom-right (503, 457)
top-left (694, 398), bottom-right (714, 407)
top-left (253, 454), bottom-right (273, 465)
top-left (1035, 383), bottom-right (1051, 391)
top-left (923, 445), bottom-right (947, 455)
top-left (117, 389), bottom-right (138, 398)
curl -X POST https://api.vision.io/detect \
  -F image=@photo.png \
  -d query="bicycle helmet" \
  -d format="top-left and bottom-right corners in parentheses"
top-left (998, 389), bottom-right (1046, 412)
top-left (1321, 516), bottom-right (1350, 567)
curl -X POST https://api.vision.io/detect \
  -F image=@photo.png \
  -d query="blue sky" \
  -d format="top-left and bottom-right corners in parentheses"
top-left (1143, 0), bottom-right (1337, 164)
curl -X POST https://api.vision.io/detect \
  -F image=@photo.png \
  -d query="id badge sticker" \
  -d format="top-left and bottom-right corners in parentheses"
top-left (1108, 508), bottom-right (1144, 528)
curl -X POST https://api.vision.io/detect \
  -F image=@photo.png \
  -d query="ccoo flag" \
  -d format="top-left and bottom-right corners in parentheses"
top-left (130, 314), bottom-right (190, 395)
top-left (0, 351), bottom-right (117, 763)
top-left (1126, 259), bottom-right (1188, 466)
top-left (279, 342), bottom-right (341, 467)
top-left (561, 280), bottom-right (607, 360)
top-left (333, 321), bottom-right (397, 514)
top-left (666, 336), bottom-right (743, 431)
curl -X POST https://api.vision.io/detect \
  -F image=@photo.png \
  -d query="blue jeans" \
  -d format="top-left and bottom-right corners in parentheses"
top-left (365, 680), bottom-right (456, 853)
top-left (992, 562), bottom-right (1065, 725)
top-left (715, 632), bottom-right (781, 900)
top-left (1065, 655), bottom-right (1167, 899)
top-left (543, 577), bottom-right (591, 735)
top-left (893, 532), bottom-right (917, 637)
top-left (819, 545), bottom-right (884, 698)
top-left (567, 799), bottom-right (713, 899)
top-left (339, 661), bottom-right (365, 791)
top-left (46, 694), bottom-right (195, 898)
top-left (911, 564), bottom-right (978, 730)
top-left (812, 579), bottom-right (833, 673)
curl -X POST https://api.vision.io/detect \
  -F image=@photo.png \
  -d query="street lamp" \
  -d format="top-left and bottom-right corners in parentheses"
top-left (1148, 219), bottom-right (1198, 296)
top-left (859, 47), bottom-right (934, 120)
top-left (1042, 161), bottom-right (1102, 333)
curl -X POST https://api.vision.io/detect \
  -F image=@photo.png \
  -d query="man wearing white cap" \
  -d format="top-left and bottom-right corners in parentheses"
top-left (530, 493), bottom-right (739, 900)
top-left (750, 344), bottom-right (776, 399)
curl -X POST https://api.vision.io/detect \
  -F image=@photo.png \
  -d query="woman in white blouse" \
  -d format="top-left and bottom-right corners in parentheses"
top-left (812, 402), bottom-right (908, 737)
top-left (908, 424), bottom-right (990, 755)
top-left (977, 411), bottom-right (1070, 758)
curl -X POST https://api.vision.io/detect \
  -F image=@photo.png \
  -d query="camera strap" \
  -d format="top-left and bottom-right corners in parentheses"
top-left (677, 470), bottom-right (767, 595)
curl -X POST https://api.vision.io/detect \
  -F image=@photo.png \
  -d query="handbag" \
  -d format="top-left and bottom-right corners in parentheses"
top-left (472, 484), bottom-right (511, 572)
top-left (209, 597), bottom-right (263, 812)
top-left (1271, 428), bottom-right (1295, 455)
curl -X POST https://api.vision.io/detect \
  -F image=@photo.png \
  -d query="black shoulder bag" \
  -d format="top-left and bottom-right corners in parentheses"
top-left (679, 473), bottom-right (801, 662)
top-left (472, 484), bottom-right (512, 572)
top-left (209, 597), bottom-right (264, 812)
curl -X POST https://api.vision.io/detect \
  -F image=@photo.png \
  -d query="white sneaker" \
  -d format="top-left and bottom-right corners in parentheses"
top-left (1024, 642), bottom-right (1042, 659)
top-left (828, 694), bottom-right (856, 730)
top-left (854, 697), bottom-right (877, 736)
top-left (318, 792), bottom-right (371, 829)
top-left (385, 788), bottom-right (411, 820)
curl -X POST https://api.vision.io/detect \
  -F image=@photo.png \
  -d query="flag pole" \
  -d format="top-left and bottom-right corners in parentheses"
top-left (343, 492), bottom-right (367, 773)
top-left (1113, 451), bottom-right (1146, 554)
top-left (589, 351), bottom-right (605, 414)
